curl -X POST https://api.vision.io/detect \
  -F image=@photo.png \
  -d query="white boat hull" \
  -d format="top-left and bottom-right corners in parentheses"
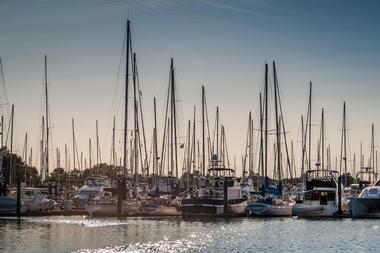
top-left (85, 201), bottom-right (140, 217)
top-left (141, 204), bottom-right (181, 216)
top-left (292, 202), bottom-right (338, 217)
top-left (248, 202), bottom-right (292, 217)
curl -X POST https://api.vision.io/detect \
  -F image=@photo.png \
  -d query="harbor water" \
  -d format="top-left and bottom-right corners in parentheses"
top-left (0, 216), bottom-right (379, 253)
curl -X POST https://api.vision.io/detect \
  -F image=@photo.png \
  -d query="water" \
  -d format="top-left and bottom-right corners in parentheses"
top-left (0, 216), bottom-right (379, 253)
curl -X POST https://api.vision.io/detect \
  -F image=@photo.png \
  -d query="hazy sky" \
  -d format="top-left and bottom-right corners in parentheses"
top-left (0, 0), bottom-right (379, 176)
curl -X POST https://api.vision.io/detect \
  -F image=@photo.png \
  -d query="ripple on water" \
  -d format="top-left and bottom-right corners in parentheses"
top-left (72, 233), bottom-right (214, 253)
top-left (26, 216), bottom-right (136, 228)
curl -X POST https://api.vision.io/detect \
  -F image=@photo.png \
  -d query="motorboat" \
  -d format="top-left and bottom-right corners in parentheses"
top-left (141, 195), bottom-right (181, 216)
top-left (181, 157), bottom-right (248, 216)
top-left (85, 186), bottom-right (141, 216)
top-left (292, 170), bottom-right (348, 217)
top-left (351, 180), bottom-right (380, 218)
top-left (73, 176), bottom-right (111, 209)
top-left (19, 188), bottom-right (54, 214)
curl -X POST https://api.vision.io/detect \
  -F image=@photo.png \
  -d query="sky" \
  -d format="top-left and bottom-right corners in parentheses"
top-left (0, 0), bottom-right (379, 177)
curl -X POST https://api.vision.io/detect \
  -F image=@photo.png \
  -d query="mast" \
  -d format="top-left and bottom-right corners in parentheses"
top-left (89, 138), bottom-right (92, 171)
top-left (153, 97), bottom-right (158, 178)
top-left (192, 106), bottom-right (196, 175)
top-left (216, 106), bottom-right (219, 159)
top-left (40, 117), bottom-right (45, 181)
top-left (273, 61), bottom-right (281, 181)
top-left (321, 108), bottom-right (325, 170)
top-left (301, 115), bottom-right (305, 174)
top-left (264, 63), bottom-right (268, 179)
top-left (9, 105), bottom-right (14, 185)
top-left (23, 133), bottom-right (27, 184)
top-left (259, 93), bottom-right (264, 178)
top-left (371, 123), bottom-right (375, 182)
top-left (133, 53), bottom-right (139, 183)
top-left (44, 55), bottom-right (49, 180)
top-left (123, 20), bottom-right (131, 176)
top-left (339, 102), bottom-right (348, 178)
top-left (308, 82), bottom-right (312, 171)
top-left (65, 144), bottom-right (67, 171)
top-left (72, 118), bottom-right (76, 171)
top-left (243, 111), bottom-right (250, 177)
top-left (187, 120), bottom-right (191, 190)
top-left (202, 86), bottom-right (206, 176)
top-left (344, 102), bottom-right (347, 175)
top-left (96, 120), bottom-right (99, 171)
top-left (170, 58), bottom-right (178, 179)
top-left (1, 116), bottom-right (3, 147)
top-left (112, 116), bottom-right (116, 168)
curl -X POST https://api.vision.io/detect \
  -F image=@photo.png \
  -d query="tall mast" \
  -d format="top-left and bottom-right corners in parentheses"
top-left (123, 20), bottom-right (131, 175)
top-left (202, 86), bottom-right (206, 176)
top-left (344, 102), bottom-right (347, 175)
top-left (170, 58), bottom-right (178, 179)
top-left (133, 53), bottom-right (139, 183)
top-left (360, 140), bottom-right (363, 169)
top-left (72, 118), bottom-right (76, 171)
top-left (9, 105), bottom-right (14, 185)
top-left (44, 55), bottom-right (49, 180)
top-left (216, 106), bottom-right (219, 159)
top-left (192, 106), bottom-right (196, 175)
top-left (372, 123), bottom-right (375, 182)
top-left (187, 120), bottom-right (191, 189)
top-left (339, 102), bottom-right (347, 176)
top-left (321, 108), bottom-right (325, 170)
top-left (112, 116), bottom-right (116, 168)
top-left (243, 111), bottom-right (250, 177)
top-left (89, 138), bottom-right (92, 171)
top-left (40, 117), bottom-right (45, 180)
top-left (308, 82), bottom-right (312, 171)
top-left (301, 115), bottom-right (305, 174)
top-left (1, 116), bottom-right (3, 147)
top-left (65, 144), bottom-right (67, 171)
top-left (259, 93), bottom-right (264, 178)
top-left (153, 97), bottom-right (158, 178)
top-left (96, 120), bottom-right (99, 171)
top-left (264, 63), bottom-right (268, 178)
top-left (273, 61), bottom-right (281, 181)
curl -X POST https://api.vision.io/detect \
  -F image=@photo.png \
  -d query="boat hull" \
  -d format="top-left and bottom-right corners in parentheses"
top-left (181, 198), bottom-right (247, 216)
top-left (351, 198), bottom-right (380, 218)
top-left (85, 201), bottom-right (140, 217)
top-left (248, 202), bottom-right (292, 217)
top-left (0, 196), bottom-right (17, 215)
top-left (292, 203), bottom-right (338, 217)
top-left (141, 204), bottom-right (181, 216)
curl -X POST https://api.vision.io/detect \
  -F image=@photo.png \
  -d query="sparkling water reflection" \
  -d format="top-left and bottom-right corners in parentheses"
top-left (0, 216), bottom-right (379, 253)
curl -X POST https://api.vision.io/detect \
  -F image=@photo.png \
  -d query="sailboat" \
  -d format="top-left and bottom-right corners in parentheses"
top-left (85, 20), bottom-right (143, 216)
top-left (141, 58), bottom-right (181, 216)
top-left (248, 62), bottom-right (293, 217)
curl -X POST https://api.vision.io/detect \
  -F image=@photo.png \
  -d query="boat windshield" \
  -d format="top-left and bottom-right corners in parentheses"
top-left (359, 187), bottom-right (380, 198)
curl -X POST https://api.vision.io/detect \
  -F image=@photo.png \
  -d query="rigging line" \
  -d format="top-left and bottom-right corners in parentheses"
top-left (136, 58), bottom-right (149, 176)
top-left (104, 25), bottom-right (128, 158)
